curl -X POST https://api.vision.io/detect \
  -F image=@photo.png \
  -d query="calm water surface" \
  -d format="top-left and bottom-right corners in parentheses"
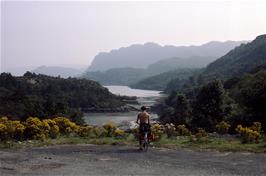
top-left (83, 86), bottom-right (163, 126)
top-left (105, 85), bottom-right (161, 97)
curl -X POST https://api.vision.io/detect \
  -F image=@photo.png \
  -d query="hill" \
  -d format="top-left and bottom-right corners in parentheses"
top-left (165, 34), bottom-right (266, 93)
top-left (32, 65), bottom-right (86, 78)
top-left (84, 55), bottom-right (218, 86)
top-left (84, 68), bottom-right (147, 86)
top-left (88, 41), bottom-right (245, 71)
top-left (0, 72), bottom-right (126, 122)
top-left (203, 34), bottom-right (266, 79)
top-left (131, 68), bottom-right (200, 91)
top-left (147, 56), bottom-right (215, 74)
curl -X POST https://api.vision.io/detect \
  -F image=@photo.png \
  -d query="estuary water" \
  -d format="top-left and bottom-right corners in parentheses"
top-left (83, 86), bottom-right (164, 126)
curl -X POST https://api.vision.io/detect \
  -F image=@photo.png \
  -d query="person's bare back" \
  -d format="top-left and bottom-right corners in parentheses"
top-left (137, 111), bottom-right (150, 124)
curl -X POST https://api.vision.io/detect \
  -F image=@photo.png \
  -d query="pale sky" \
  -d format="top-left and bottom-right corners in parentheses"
top-left (1, 0), bottom-right (266, 71)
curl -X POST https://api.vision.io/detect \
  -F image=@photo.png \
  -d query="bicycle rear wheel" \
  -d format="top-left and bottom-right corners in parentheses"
top-left (142, 141), bottom-right (148, 152)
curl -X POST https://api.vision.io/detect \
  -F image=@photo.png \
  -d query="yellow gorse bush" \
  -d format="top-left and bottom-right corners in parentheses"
top-left (114, 129), bottom-right (126, 138)
top-left (216, 121), bottom-right (231, 135)
top-left (10, 120), bottom-right (26, 140)
top-left (92, 127), bottom-right (108, 138)
top-left (164, 123), bottom-right (176, 138)
top-left (176, 125), bottom-right (191, 136)
top-left (53, 117), bottom-right (79, 135)
top-left (24, 117), bottom-right (50, 140)
top-left (0, 117), bottom-right (26, 140)
top-left (195, 128), bottom-right (208, 139)
top-left (0, 123), bottom-right (8, 141)
top-left (250, 122), bottom-right (263, 134)
top-left (235, 123), bottom-right (262, 143)
top-left (151, 123), bottom-right (164, 139)
top-left (43, 119), bottom-right (60, 139)
top-left (103, 121), bottom-right (117, 137)
top-left (77, 125), bottom-right (93, 137)
top-left (0, 116), bottom-right (8, 124)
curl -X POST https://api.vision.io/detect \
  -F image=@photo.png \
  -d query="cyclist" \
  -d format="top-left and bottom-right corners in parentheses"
top-left (136, 106), bottom-right (150, 150)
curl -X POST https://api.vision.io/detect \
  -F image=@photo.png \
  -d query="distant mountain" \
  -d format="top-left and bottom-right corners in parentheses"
top-left (2, 66), bottom-right (37, 76)
top-left (165, 34), bottom-right (266, 94)
top-left (83, 56), bottom-right (210, 86)
top-left (147, 56), bottom-right (216, 74)
top-left (131, 68), bottom-right (200, 91)
top-left (32, 66), bottom-right (86, 78)
top-left (203, 34), bottom-right (266, 79)
top-left (88, 41), bottom-right (246, 71)
top-left (83, 68), bottom-right (147, 86)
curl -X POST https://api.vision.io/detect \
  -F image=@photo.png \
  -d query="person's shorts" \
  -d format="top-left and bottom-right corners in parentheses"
top-left (139, 123), bottom-right (150, 133)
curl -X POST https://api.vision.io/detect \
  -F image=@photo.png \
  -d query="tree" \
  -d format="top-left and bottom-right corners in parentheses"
top-left (192, 80), bottom-right (226, 131)
top-left (229, 71), bottom-right (266, 131)
top-left (173, 94), bottom-right (192, 125)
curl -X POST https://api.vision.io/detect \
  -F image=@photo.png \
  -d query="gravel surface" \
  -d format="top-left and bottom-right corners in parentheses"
top-left (0, 144), bottom-right (265, 176)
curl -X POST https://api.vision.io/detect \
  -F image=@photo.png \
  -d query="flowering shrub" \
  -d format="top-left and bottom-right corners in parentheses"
top-left (216, 121), bottom-right (231, 135)
top-left (131, 127), bottom-right (139, 140)
top-left (24, 117), bottom-right (49, 140)
top-left (103, 122), bottom-right (117, 137)
top-left (43, 119), bottom-right (59, 139)
top-left (0, 123), bottom-right (8, 141)
top-left (0, 117), bottom-right (26, 140)
top-left (235, 124), bottom-right (261, 143)
top-left (10, 120), bottom-right (26, 140)
top-left (195, 128), bottom-right (208, 139)
top-left (92, 127), bottom-right (107, 138)
top-left (53, 117), bottom-right (78, 135)
top-left (151, 123), bottom-right (164, 140)
top-left (114, 129), bottom-right (126, 138)
top-left (164, 123), bottom-right (176, 138)
top-left (176, 125), bottom-right (191, 136)
top-left (250, 122), bottom-right (263, 134)
top-left (77, 125), bottom-right (93, 137)
top-left (0, 117), bottom-right (8, 124)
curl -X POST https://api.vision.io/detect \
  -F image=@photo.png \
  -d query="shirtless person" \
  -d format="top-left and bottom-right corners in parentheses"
top-left (136, 106), bottom-right (150, 150)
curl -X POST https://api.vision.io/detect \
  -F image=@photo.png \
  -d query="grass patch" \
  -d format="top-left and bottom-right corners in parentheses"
top-left (1, 134), bottom-right (266, 153)
top-left (152, 135), bottom-right (266, 153)
top-left (0, 134), bottom-right (138, 149)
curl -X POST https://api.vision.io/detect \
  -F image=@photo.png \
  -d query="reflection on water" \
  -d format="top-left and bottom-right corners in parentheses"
top-left (83, 86), bottom-right (162, 126)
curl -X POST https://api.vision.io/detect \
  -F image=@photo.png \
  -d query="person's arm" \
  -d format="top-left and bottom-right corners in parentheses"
top-left (136, 114), bottom-right (140, 124)
top-left (148, 114), bottom-right (150, 125)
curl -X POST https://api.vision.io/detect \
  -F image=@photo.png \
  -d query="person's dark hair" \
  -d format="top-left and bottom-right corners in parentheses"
top-left (141, 106), bottom-right (147, 111)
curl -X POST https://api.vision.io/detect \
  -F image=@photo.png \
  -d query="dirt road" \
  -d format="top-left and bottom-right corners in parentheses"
top-left (0, 144), bottom-right (265, 176)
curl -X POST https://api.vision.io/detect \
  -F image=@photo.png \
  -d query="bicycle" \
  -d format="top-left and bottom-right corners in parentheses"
top-left (140, 130), bottom-right (149, 152)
